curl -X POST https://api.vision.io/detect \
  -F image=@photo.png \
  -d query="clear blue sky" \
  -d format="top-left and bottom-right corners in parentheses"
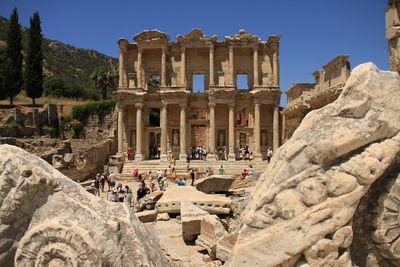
top-left (0, 0), bottom-right (388, 106)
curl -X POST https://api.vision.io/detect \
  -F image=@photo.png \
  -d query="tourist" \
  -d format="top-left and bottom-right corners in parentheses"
top-left (218, 148), bottom-right (223, 161)
top-left (242, 169), bottom-right (249, 179)
top-left (219, 165), bottom-right (225, 175)
top-left (138, 174), bottom-right (143, 181)
top-left (132, 168), bottom-right (139, 178)
top-left (248, 165), bottom-right (255, 175)
top-left (118, 188), bottom-right (125, 202)
top-left (94, 175), bottom-right (101, 196)
top-left (267, 147), bottom-right (273, 162)
top-left (110, 190), bottom-right (118, 202)
top-left (127, 147), bottom-right (133, 160)
top-left (176, 177), bottom-right (185, 186)
top-left (167, 165), bottom-right (172, 179)
top-left (249, 152), bottom-right (254, 163)
top-left (124, 188), bottom-right (133, 207)
top-left (150, 181), bottom-right (156, 192)
top-left (158, 176), bottom-right (166, 191)
top-left (109, 171), bottom-right (116, 190)
top-left (244, 146), bottom-right (249, 159)
top-left (156, 169), bottom-right (163, 181)
top-left (190, 169), bottom-right (195, 186)
top-left (191, 146), bottom-right (196, 159)
top-left (205, 169), bottom-right (210, 178)
top-left (100, 173), bottom-right (106, 192)
top-left (171, 167), bottom-right (177, 181)
top-left (224, 146), bottom-right (227, 160)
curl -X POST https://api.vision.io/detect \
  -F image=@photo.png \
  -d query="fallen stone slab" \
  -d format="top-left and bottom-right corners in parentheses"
top-left (196, 175), bottom-right (234, 193)
top-left (136, 210), bottom-right (158, 223)
top-left (216, 231), bottom-right (239, 262)
top-left (181, 200), bottom-right (210, 242)
top-left (196, 215), bottom-right (228, 259)
top-left (137, 191), bottom-right (164, 211)
top-left (156, 186), bottom-right (231, 214)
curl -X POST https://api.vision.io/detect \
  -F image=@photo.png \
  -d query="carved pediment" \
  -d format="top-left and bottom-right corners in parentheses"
top-left (225, 29), bottom-right (260, 42)
top-left (177, 29), bottom-right (217, 43)
top-left (133, 30), bottom-right (170, 43)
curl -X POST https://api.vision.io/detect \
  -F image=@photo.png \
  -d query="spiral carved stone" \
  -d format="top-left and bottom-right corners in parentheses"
top-left (0, 144), bottom-right (169, 267)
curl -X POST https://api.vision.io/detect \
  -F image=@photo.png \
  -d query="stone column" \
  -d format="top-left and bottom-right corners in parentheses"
top-left (273, 105), bottom-right (280, 152)
top-left (118, 51), bottom-right (125, 87)
top-left (229, 45), bottom-right (234, 86)
top-left (253, 46), bottom-right (259, 87)
top-left (117, 104), bottom-right (124, 157)
top-left (228, 103), bottom-right (236, 161)
top-left (208, 103), bottom-right (216, 160)
top-left (161, 46), bottom-right (167, 87)
top-left (209, 45), bottom-right (215, 86)
top-left (135, 103), bottom-right (143, 161)
top-left (179, 103), bottom-right (187, 161)
top-left (181, 47), bottom-right (186, 86)
top-left (273, 47), bottom-right (279, 86)
top-left (137, 48), bottom-right (143, 88)
top-left (160, 103), bottom-right (168, 161)
top-left (253, 103), bottom-right (262, 161)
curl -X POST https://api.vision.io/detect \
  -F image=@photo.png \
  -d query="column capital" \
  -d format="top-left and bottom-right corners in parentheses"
top-left (254, 102), bottom-right (261, 108)
top-left (209, 44), bottom-right (215, 53)
top-left (229, 45), bottom-right (234, 52)
top-left (181, 46), bottom-right (186, 52)
top-left (161, 102), bottom-right (168, 108)
top-left (253, 45), bottom-right (259, 52)
top-left (135, 103), bottom-right (143, 109)
top-left (179, 102), bottom-right (187, 108)
top-left (228, 103), bottom-right (235, 109)
top-left (209, 103), bottom-right (216, 108)
top-left (161, 45), bottom-right (168, 53)
top-left (137, 46), bottom-right (144, 53)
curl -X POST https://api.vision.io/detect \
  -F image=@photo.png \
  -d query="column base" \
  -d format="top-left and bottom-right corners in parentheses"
top-left (160, 153), bottom-right (168, 162)
top-left (228, 153), bottom-right (236, 161)
top-left (179, 153), bottom-right (188, 162)
top-left (253, 153), bottom-right (263, 162)
top-left (207, 153), bottom-right (217, 161)
top-left (135, 153), bottom-right (144, 162)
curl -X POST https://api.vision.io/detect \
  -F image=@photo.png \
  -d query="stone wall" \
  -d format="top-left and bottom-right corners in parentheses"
top-left (386, 0), bottom-right (400, 73)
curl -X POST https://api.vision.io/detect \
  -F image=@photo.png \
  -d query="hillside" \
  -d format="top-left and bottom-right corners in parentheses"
top-left (0, 16), bottom-right (118, 91)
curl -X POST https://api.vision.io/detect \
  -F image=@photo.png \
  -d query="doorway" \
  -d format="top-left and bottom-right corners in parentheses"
top-left (148, 131), bottom-right (161, 159)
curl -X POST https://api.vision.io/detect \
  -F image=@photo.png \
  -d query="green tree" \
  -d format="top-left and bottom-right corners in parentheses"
top-left (147, 75), bottom-right (160, 93)
top-left (24, 12), bottom-right (43, 105)
top-left (3, 7), bottom-right (23, 105)
top-left (90, 67), bottom-right (117, 100)
top-left (0, 50), bottom-right (6, 100)
top-left (43, 76), bottom-right (66, 97)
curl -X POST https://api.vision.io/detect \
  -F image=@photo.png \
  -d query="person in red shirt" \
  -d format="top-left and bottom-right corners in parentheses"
top-left (127, 147), bottom-right (132, 160)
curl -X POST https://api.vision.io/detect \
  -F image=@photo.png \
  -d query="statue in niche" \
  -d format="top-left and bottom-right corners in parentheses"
top-left (262, 73), bottom-right (273, 86)
top-left (218, 71), bottom-right (225, 86)
top-left (172, 129), bottom-right (179, 146)
top-left (128, 73), bottom-right (136, 88)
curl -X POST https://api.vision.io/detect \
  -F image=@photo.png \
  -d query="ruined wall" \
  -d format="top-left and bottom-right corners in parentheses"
top-left (387, 0), bottom-right (400, 73)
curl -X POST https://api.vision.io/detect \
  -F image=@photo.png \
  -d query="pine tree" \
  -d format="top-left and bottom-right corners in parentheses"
top-left (25, 12), bottom-right (43, 105)
top-left (3, 7), bottom-right (23, 105)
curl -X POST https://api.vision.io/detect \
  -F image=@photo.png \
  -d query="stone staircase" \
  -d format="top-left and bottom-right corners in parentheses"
top-left (120, 159), bottom-right (268, 179)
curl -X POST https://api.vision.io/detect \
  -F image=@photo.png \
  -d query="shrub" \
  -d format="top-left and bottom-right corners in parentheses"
top-left (72, 123), bottom-right (85, 139)
top-left (6, 120), bottom-right (22, 128)
top-left (71, 99), bottom-right (116, 124)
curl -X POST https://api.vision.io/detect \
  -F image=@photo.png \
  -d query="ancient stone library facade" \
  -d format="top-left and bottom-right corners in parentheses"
top-left (115, 29), bottom-right (282, 162)
top-left (282, 55), bottom-right (351, 141)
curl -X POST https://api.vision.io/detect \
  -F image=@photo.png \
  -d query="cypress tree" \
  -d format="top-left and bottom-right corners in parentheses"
top-left (3, 7), bottom-right (23, 105)
top-left (25, 12), bottom-right (43, 105)
top-left (0, 50), bottom-right (6, 100)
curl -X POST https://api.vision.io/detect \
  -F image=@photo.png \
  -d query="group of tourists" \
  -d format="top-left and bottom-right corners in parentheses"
top-left (110, 184), bottom-right (133, 207)
top-left (93, 171), bottom-right (117, 196)
top-left (191, 146), bottom-right (208, 160)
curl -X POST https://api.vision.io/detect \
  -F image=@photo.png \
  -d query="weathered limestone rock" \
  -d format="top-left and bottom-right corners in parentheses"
top-left (387, 0), bottom-right (400, 73)
top-left (225, 64), bottom-right (400, 266)
top-left (137, 191), bottom-right (164, 211)
top-left (196, 175), bottom-right (234, 193)
top-left (156, 186), bottom-right (231, 214)
top-left (196, 215), bottom-right (228, 258)
top-left (157, 212), bottom-right (170, 221)
top-left (181, 200), bottom-right (210, 241)
top-left (215, 231), bottom-right (239, 263)
top-left (0, 145), bottom-right (169, 267)
top-left (136, 209), bottom-right (158, 223)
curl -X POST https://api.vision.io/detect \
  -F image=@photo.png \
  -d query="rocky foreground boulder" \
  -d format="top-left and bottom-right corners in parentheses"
top-left (0, 145), bottom-right (169, 266)
top-left (226, 63), bottom-right (400, 266)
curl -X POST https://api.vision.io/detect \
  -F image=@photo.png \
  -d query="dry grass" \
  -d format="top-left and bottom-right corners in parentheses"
top-left (0, 92), bottom-right (90, 118)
